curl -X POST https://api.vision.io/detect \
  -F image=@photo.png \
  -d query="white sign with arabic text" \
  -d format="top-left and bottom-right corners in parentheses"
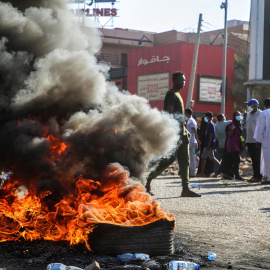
top-left (137, 73), bottom-right (169, 101)
top-left (199, 77), bottom-right (222, 103)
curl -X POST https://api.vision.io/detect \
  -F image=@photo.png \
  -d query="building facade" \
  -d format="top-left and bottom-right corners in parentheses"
top-left (127, 42), bottom-right (234, 118)
top-left (96, 20), bottom-right (248, 117)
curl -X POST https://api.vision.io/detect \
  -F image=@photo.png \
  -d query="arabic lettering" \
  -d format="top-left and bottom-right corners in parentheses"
top-left (137, 56), bottom-right (171, 66)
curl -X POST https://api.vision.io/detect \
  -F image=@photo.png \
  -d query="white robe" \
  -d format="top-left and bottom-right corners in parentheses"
top-left (254, 108), bottom-right (270, 177)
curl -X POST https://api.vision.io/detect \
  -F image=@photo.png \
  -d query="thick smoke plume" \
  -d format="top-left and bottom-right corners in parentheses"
top-left (0, 0), bottom-right (180, 188)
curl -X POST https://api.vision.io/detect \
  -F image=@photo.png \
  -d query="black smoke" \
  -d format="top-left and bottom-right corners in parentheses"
top-left (0, 0), bottom-right (179, 188)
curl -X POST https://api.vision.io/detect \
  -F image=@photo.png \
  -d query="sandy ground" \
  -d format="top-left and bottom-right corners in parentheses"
top-left (150, 162), bottom-right (270, 270)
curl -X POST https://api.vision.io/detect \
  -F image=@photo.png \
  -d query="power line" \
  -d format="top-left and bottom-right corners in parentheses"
top-left (179, 23), bottom-right (198, 32)
top-left (201, 24), bottom-right (214, 31)
top-left (202, 20), bottom-right (221, 30)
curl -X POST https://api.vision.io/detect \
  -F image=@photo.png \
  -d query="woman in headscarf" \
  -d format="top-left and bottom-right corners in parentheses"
top-left (221, 111), bottom-right (244, 180)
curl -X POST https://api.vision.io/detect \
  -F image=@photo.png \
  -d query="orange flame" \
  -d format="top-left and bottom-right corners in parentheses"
top-left (0, 164), bottom-right (174, 250)
top-left (46, 135), bottom-right (67, 156)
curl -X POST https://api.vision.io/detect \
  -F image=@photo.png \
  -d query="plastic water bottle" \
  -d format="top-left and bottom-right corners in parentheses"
top-left (134, 253), bottom-right (150, 260)
top-left (169, 261), bottom-right (200, 270)
top-left (189, 183), bottom-right (199, 189)
top-left (47, 263), bottom-right (83, 270)
top-left (117, 253), bottom-right (134, 262)
top-left (208, 251), bottom-right (217, 261)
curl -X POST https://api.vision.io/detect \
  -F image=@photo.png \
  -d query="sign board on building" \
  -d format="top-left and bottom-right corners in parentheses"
top-left (69, 0), bottom-right (118, 17)
top-left (197, 75), bottom-right (225, 104)
top-left (137, 73), bottom-right (169, 101)
top-left (70, 8), bottom-right (117, 16)
top-left (137, 56), bottom-right (170, 66)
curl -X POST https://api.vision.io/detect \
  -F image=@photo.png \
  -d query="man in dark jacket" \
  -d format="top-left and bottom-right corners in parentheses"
top-left (145, 71), bottom-right (201, 197)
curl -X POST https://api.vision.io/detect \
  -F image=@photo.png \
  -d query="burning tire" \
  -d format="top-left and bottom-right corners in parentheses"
top-left (88, 219), bottom-right (175, 256)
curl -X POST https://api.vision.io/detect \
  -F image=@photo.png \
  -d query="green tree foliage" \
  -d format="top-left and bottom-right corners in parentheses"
top-left (252, 85), bottom-right (270, 110)
top-left (233, 53), bottom-right (249, 112)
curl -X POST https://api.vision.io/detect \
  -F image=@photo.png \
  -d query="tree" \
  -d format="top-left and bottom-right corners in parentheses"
top-left (233, 53), bottom-right (249, 112)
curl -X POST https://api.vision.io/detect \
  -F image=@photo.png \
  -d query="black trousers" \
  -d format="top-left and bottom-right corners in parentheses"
top-left (247, 143), bottom-right (262, 179)
top-left (222, 151), bottom-right (241, 177)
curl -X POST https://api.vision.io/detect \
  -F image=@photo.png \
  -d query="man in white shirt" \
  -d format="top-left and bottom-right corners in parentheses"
top-left (254, 98), bottom-right (270, 184)
top-left (185, 108), bottom-right (200, 177)
top-left (245, 99), bottom-right (262, 183)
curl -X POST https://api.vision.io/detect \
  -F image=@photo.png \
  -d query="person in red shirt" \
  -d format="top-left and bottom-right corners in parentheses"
top-left (222, 111), bottom-right (244, 180)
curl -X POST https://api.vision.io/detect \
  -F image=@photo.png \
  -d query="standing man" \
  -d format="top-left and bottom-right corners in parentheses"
top-left (254, 98), bottom-right (270, 184)
top-left (199, 112), bottom-right (220, 177)
top-left (145, 71), bottom-right (201, 197)
top-left (244, 99), bottom-right (262, 183)
top-left (214, 113), bottom-right (231, 176)
top-left (185, 108), bottom-right (200, 177)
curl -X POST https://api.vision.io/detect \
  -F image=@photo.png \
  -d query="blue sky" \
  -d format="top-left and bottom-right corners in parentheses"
top-left (84, 0), bottom-right (251, 32)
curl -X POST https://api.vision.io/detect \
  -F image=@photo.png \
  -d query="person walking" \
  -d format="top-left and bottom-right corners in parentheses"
top-left (244, 99), bottom-right (262, 183)
top-left (214, 113), bottom-right (231, 176)
top-left (197, 116), bottom-right (214, 176)
top-left (222, 111), bottom-right (244, 180)
top-left (254, 98), bottom-right (270, 184)
top-left (145, 71), bottom-right (201, 197)
top-left (185, 108), bottom-right (200, 177)
top-left (199, 112), bottom-right (220, 177)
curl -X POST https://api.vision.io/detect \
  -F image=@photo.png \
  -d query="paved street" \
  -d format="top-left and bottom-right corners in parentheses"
top-left (151, 174), bottom-right (270, 269)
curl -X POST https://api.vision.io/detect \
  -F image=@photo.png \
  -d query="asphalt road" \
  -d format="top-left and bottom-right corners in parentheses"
top-left (150, 174), bottom-right (270, 270)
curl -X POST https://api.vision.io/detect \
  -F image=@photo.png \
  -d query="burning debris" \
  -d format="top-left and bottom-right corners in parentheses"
top-left (0, 163), bottom-right (174, 250)
top-left (0, 0), bottom-right (181, 256)
top-left (0, 238), bottom-right (206, 270)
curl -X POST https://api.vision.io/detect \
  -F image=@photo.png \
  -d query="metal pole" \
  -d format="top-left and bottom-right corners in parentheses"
top-left (78, 0), bottom-right (80, 22)
top-left (187, 13), bottom-right (202, 108)
top-left (221, 0), bottom-right (228, 115)
top-left (83, 0), bottom-right (86, 26)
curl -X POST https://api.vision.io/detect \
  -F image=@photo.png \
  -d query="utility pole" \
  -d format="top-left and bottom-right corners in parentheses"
top-left (220, 0), bottom-right (228, 115)
top-left (186, 13), bottom-right (202, 109)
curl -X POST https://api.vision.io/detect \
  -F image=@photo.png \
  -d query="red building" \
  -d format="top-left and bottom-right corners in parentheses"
top-left (127, 42), bottom-right (235, 118)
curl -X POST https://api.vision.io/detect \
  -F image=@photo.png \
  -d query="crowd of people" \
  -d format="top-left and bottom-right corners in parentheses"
top-left (145, 70), bottom-right (270, 198)
top-left (191, 98), bottom-right (270, 185)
